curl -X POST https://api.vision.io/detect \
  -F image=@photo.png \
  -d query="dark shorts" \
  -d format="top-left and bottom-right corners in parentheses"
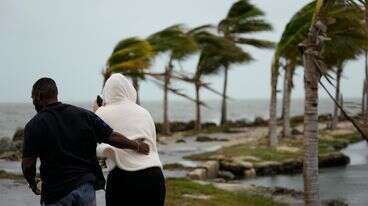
top-left (106, 167), bottom-right (166, 206)
top-left (42, 183), bottom-right (96, 206)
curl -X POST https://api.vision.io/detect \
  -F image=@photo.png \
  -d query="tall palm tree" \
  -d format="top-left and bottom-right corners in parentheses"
top-left (218, 0), bottom-right (274, 125)
top-left (104, 37), bottom-right (153, 104)
top-left (281, 60), bottom-right (297, 138)
top-left (300, 1), bottom-right (332, 204)
top-left (269, 1), bottom-right (315, 145)
top-left (273, 0), bottom-right (366, 204)
top-left (148, 25), bottom-right (198, 135)
top-left (268, 55), bottom-right (280, 146)
top-left (190, 29), bottom-right (251, 130)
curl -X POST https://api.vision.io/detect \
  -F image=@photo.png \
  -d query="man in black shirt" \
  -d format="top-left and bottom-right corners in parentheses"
top-left (22, 77), bottom-right (149, 206)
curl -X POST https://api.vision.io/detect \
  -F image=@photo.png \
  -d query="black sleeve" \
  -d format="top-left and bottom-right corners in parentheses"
top-left (88, 112), bottom-right (113, 143)
top-left (22, 120), bottom-right (42, 158)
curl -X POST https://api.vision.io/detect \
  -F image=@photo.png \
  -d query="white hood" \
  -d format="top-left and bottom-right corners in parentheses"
top-left (96, 73), bottom-right (162, 172)
top-left (102, 73), bottom-right (137, 105)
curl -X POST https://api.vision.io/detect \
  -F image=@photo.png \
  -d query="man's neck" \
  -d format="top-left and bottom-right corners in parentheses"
top-left (44, 98), bottom-right (59, 106)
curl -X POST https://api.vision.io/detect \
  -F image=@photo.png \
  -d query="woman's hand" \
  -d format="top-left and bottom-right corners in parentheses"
top-left (92, 102), bottom-right (99, 112)
top-left (134, 138), bottom-right (149, 155)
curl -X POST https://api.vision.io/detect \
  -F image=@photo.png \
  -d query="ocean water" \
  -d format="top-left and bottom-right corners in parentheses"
top-left (0, 98), bottom-right (355, 138)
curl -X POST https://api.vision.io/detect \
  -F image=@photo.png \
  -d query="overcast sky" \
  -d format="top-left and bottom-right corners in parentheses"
top-left (0, 0), bottom-right (364, 103)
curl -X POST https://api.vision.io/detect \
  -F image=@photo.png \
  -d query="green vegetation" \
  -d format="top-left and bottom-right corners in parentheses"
top-left (165, 178), bottom-right (286, 206)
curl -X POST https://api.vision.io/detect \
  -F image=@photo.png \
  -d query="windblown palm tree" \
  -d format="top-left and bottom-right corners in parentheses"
top-left (218, 0), bottom-right (274, 126)
top-left (104, 37), bottom-right (154, 104)
top-left (349, 0), bottom-right (368, 120)
top-left (189, 28), bottom-right (251, 130)
top-left (270, 0), bottom-right (367, 144)
top-left (148, 24), bottom-right (198, 135)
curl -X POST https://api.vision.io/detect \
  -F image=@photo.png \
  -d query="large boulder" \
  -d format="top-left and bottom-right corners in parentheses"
top-left (188, 168), bottom-right (207, 180)
top-left (319, 153), bottom-right (350, 168)
top-left (217, 171), bottom-right (235, 180)
top-left (220, 159), bottom-right (254, 176)
top-left (202, 161), bottom-right (220, 179)
top-left (196, 136), bottom-right (213, 142)
top-left (244, 168), bottom-right (256, 177)
top-left (254, 161), bottom-right (282, 176)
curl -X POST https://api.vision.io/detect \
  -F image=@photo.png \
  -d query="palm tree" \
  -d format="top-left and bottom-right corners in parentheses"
top-left (273, 0), bottom-right (366, 204)
top-left (218, 0), bottom-right (274, 125)
top-left (300, 1), bottom-right (333, 204)
top-left (281, 60), bottom-right (297, 138)
top-left (104, 37), bottom-right (154, 104)
top-left (268, 55), bottom-right (280, 146)
top-left (148, 24), bottom-right (198, 135)
top-left (190, 29), bottom-right (251, 130)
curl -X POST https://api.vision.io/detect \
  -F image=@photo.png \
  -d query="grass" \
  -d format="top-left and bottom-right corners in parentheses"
top-left (175, 126), bottom-right (240, 138)
top-left (165, 178), bottom-right (286, 206)
top-left (185, 132), bottom-right (361, 163)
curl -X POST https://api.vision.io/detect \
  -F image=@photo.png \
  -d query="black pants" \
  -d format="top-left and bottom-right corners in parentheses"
top-left (106, 167), bottom-right (166, 206)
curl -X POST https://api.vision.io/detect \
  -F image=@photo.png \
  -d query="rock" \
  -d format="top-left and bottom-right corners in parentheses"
top-left (291, 128), bottom-right (303, 135)
top-left (188, 168), bottom-right (207, 180)
top-left (176, 139), bottom-right (186, 143)
top-left (212, 178), bottom-right (226, 183)
top-left (319, 153), bottom-right (350, 168)
top-left (12, 128), bottom-right (24, 142)
top-left (217, 171), bottom-right (235, 180)
top-left (244, 168), bottom-right (256, 177)
top-left (202, 161), bottom-right (220, 179)
top-left (279, 160), bottom-right (303, 174)
top-left (254, 161), bottom-right (282, 176)
top-left (209, 154), bottom-right (226, 161)
top-left (196, 136), bottom-right (213, 142)
top-left (220, 159), bottom-right (254, 176)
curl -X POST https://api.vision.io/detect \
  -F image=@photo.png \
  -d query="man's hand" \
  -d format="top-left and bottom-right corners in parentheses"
top-left (134, 138), bottom-right (149, 155)
top-left (107, 132), bottom-right (150, 155)
top-left (30, 178), bottom-right (41, 195)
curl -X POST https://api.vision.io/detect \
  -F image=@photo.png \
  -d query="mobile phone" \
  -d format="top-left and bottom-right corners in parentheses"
top-left (96, 95), bottom-right (103, 107)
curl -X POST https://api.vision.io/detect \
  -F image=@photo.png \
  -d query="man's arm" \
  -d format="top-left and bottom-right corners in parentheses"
top-left (89, 112), bottom-right (150, 154)
top-left (107, 132), bottom-right (149, 155)
top-left (21, 157), bottom-right (40, 195)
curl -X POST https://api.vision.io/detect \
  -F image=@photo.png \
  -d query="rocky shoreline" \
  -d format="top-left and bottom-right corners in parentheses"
top-left (183, 126), bottom-right (361, 182)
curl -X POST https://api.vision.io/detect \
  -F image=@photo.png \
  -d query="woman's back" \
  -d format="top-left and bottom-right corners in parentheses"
top-left (96, 74), bottom-right (162, 171)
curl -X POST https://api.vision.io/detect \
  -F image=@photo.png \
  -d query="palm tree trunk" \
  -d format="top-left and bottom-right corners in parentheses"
top-left (220, 66), bottom-right (229, 126)
top-left (332, 66), bottom-right (343, 129)
top-left (303, 50), bottom-right (321, 206)
top-left (132, 77), bottom-right (140, 105)
top-left (163, 58), bottom-right (173, 135)
top-left (364, 50), bottom-right (368, 121)
top-left (195, 81), bottom-right (202, 130)
top-left (282, 62), bottom-right (294, 138)
top-left (269, 56), bottom-right (279, 147)
top-left (300, 0), bottom-right (334, 204)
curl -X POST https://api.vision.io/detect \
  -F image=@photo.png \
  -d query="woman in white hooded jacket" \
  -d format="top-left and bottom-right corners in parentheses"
top-left (95, 73), bottom-right (165, 206)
